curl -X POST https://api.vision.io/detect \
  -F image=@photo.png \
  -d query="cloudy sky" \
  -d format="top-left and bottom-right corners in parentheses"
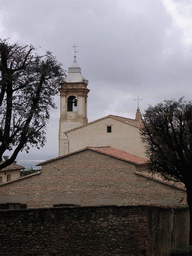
top-left (0, 0), bottom-right (192, 164)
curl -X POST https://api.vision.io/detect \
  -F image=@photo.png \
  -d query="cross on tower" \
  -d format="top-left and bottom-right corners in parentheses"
top-left (134, 95), bottom-right (143, 110)
top-left (72, 44), bottom-right (78, 59)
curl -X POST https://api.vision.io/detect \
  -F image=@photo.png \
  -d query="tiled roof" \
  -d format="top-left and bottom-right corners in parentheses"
top-left (135, 171), bottom-right (186, 191)
top-left (90, 147), bottom-right (149, 165)
top-left (109, 115), bottom-right (142, 129)
top-left (0, 171), bottom-right (41, 186)
top-left (37, 146), bottom-right (149, 166)
top-left (66, 114), bottom-right (142, 133)
top-left (0, 162), bottom-right (25, 172)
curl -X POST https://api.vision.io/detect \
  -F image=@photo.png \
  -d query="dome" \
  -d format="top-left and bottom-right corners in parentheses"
top-left (65, 57), bottom-right (84, 83)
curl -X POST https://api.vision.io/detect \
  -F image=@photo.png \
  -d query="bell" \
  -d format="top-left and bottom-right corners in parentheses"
top-left (74, 98), bottom-right (77, 107)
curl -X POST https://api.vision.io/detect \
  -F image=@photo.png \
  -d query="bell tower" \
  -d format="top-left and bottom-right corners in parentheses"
top-left (58, 55), bottom-right (90, 156)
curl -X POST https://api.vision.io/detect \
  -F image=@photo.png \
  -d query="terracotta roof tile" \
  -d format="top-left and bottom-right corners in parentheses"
top-left (0, 162), bottom-right (25, 172)
top-left (135, 171), bottom-right (186, 191)
top-left (90, 147), bottom-right (149, 165)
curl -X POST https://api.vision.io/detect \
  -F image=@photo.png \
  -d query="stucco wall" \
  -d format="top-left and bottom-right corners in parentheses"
top-left (0, 206), bottom-right (189, 256)
top-left (0, 150), bottom-right (187, 209)
top-left (0, 170), bottom-right (20, 184)
top-left (66, 117), bottom-right (146, 158)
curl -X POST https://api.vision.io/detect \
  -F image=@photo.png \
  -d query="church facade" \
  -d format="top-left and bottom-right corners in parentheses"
top-left (58, 57), bottom-right (145, 157)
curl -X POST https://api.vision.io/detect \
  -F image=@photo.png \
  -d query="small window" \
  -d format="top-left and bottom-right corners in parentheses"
top-left (7, 174), bottom-right (11, 182)
top-left (0, 177), bottom-right (2, 183)
top-left (107, 126), bottom-right (112, 133)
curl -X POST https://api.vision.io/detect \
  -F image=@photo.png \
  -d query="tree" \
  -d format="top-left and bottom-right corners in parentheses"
top-left (0, 39), bottom-right (65, 170)
top-left (20, 168), bottom-right (40, 177)
top-left (140, 98), bottom-right (192, 244)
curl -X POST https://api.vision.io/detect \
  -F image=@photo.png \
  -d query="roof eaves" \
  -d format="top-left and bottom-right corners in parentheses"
top-left (135, 171), bottom-right (186, 191)
top-left (37, 147), bottom-right (91, 166)
top-left (65, 115), bottom-right (112, 134)
top-left (65, 114), bottom-right (140, 134)
top-left (89, 147), bottom-right (148, 166)
top-left (37, 146), bottom-right (148, 167)
top-left (0, 171), bottom-right (41, 186)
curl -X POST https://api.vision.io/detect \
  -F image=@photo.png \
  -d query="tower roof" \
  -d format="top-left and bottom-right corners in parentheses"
top-left (65, 57), bottom-right (85, 83)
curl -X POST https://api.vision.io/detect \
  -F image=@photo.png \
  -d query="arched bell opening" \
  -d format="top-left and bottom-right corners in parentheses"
top-left (67, 95), bottom-right (77, 112)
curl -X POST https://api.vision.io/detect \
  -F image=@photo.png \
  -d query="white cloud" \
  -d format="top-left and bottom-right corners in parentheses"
top-left (162, 0), bottom-right (192, 46)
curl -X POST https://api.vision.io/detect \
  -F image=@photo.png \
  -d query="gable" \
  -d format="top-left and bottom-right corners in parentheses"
top-left (0, 149), bottom-right (187, 209)
top-left (65, 117), bottom-right (146, 157)
top-left (66, 115), bottom-right (141, 134)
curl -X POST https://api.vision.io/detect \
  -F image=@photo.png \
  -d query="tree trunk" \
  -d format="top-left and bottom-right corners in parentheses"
top-left (186, 187), bottom-right (192, 245)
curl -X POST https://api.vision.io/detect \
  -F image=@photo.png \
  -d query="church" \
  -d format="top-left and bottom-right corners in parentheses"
top-left (0, 54), bottom-right (189, 256)
top-left (0, 56), bottom-right (187, 210)
top-left (58, 55), bottom-right (145, 158)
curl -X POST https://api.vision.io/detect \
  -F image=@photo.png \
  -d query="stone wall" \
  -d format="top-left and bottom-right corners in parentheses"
top-left (0, 206), bottom-right (189, 256)
top-left (0, 150), bottom-right (187, 209)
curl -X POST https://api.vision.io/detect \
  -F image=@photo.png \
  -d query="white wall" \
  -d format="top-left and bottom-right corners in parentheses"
top-left (66, 117), bottom-right (146, 158)
top-left (0, 170), bottom-right (20, 183)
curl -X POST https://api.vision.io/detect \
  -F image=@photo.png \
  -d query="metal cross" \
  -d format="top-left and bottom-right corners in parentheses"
top-left (134, 95), bottom-right (143, 109)
top-left (72, 44), bottom-right (78, 58)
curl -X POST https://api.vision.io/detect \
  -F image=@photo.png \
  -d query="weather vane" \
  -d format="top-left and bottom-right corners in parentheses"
top-left (72, 43), bottom-right (78, 59)
top-left (134, 95), bottom-right (143, 110)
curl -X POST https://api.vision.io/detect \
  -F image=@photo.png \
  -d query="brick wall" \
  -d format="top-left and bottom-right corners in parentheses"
top-left (0, 206), bottom-right (189, 256)
top-left (0, 150), bottom-right (187, 209)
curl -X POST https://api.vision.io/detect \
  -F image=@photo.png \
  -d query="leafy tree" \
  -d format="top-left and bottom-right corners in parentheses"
top-left (21, 168), bottom-right (40, 177)
top-left (140, 98), bottom-right (192, 244)
top-left (0, 39), bottom-right (64, 170)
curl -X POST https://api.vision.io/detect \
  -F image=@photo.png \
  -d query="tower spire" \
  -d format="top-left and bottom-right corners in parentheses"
top-left (58, 54), bottom-right (89, 156)
top-left (134, 96), bottom-right (142, 121)
top-left (72, 43), bottom-right (78, 60)
top-left (134, 95), bottom-right (143, 110)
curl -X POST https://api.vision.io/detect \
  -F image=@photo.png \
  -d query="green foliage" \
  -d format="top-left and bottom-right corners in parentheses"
top-left (0, 39), bottom-right (65, 170)
top-left (171, 246), bottom-right (192, 255)
top-left (20, 168), bottom-right (40, 177)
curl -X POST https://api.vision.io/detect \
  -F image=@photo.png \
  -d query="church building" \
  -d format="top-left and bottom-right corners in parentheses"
top-left (58, 56), bottom-right (145, 158)
top-left (0, 55), bottom-right (187, 211)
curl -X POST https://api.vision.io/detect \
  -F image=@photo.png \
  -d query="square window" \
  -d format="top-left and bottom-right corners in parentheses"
top-left (107, 126), bottom-right (112, 133)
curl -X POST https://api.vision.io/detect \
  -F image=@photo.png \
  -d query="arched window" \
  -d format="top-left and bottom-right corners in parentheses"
top-left (67, 96), bottom-right (77, 112)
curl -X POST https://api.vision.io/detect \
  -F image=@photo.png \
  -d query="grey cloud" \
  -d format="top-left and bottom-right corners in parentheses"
top-left (0, 0), bottom-right (192, 159)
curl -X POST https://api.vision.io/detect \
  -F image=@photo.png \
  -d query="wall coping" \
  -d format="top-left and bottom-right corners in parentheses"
top-left (0, 204), bottom-right (189, 214)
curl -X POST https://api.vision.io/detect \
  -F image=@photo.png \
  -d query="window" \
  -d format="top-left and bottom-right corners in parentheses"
top-left (7, 174), bottom-right (11, 182)
top-left (107, 126), bottom-right (112, 133)
top-left (0, 177), bottom-right (2, 183)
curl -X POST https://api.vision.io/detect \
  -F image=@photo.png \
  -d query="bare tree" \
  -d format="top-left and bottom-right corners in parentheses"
top-left (0, 39), bottom-right (64, 170)
top-left (141, 98), bottom-right (192, 244)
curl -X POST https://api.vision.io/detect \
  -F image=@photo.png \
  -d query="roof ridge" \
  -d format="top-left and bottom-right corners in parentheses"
top-left (90, 147), bottom-right (149, 165)
top-left (65, 114), bottom-right (141, 134)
